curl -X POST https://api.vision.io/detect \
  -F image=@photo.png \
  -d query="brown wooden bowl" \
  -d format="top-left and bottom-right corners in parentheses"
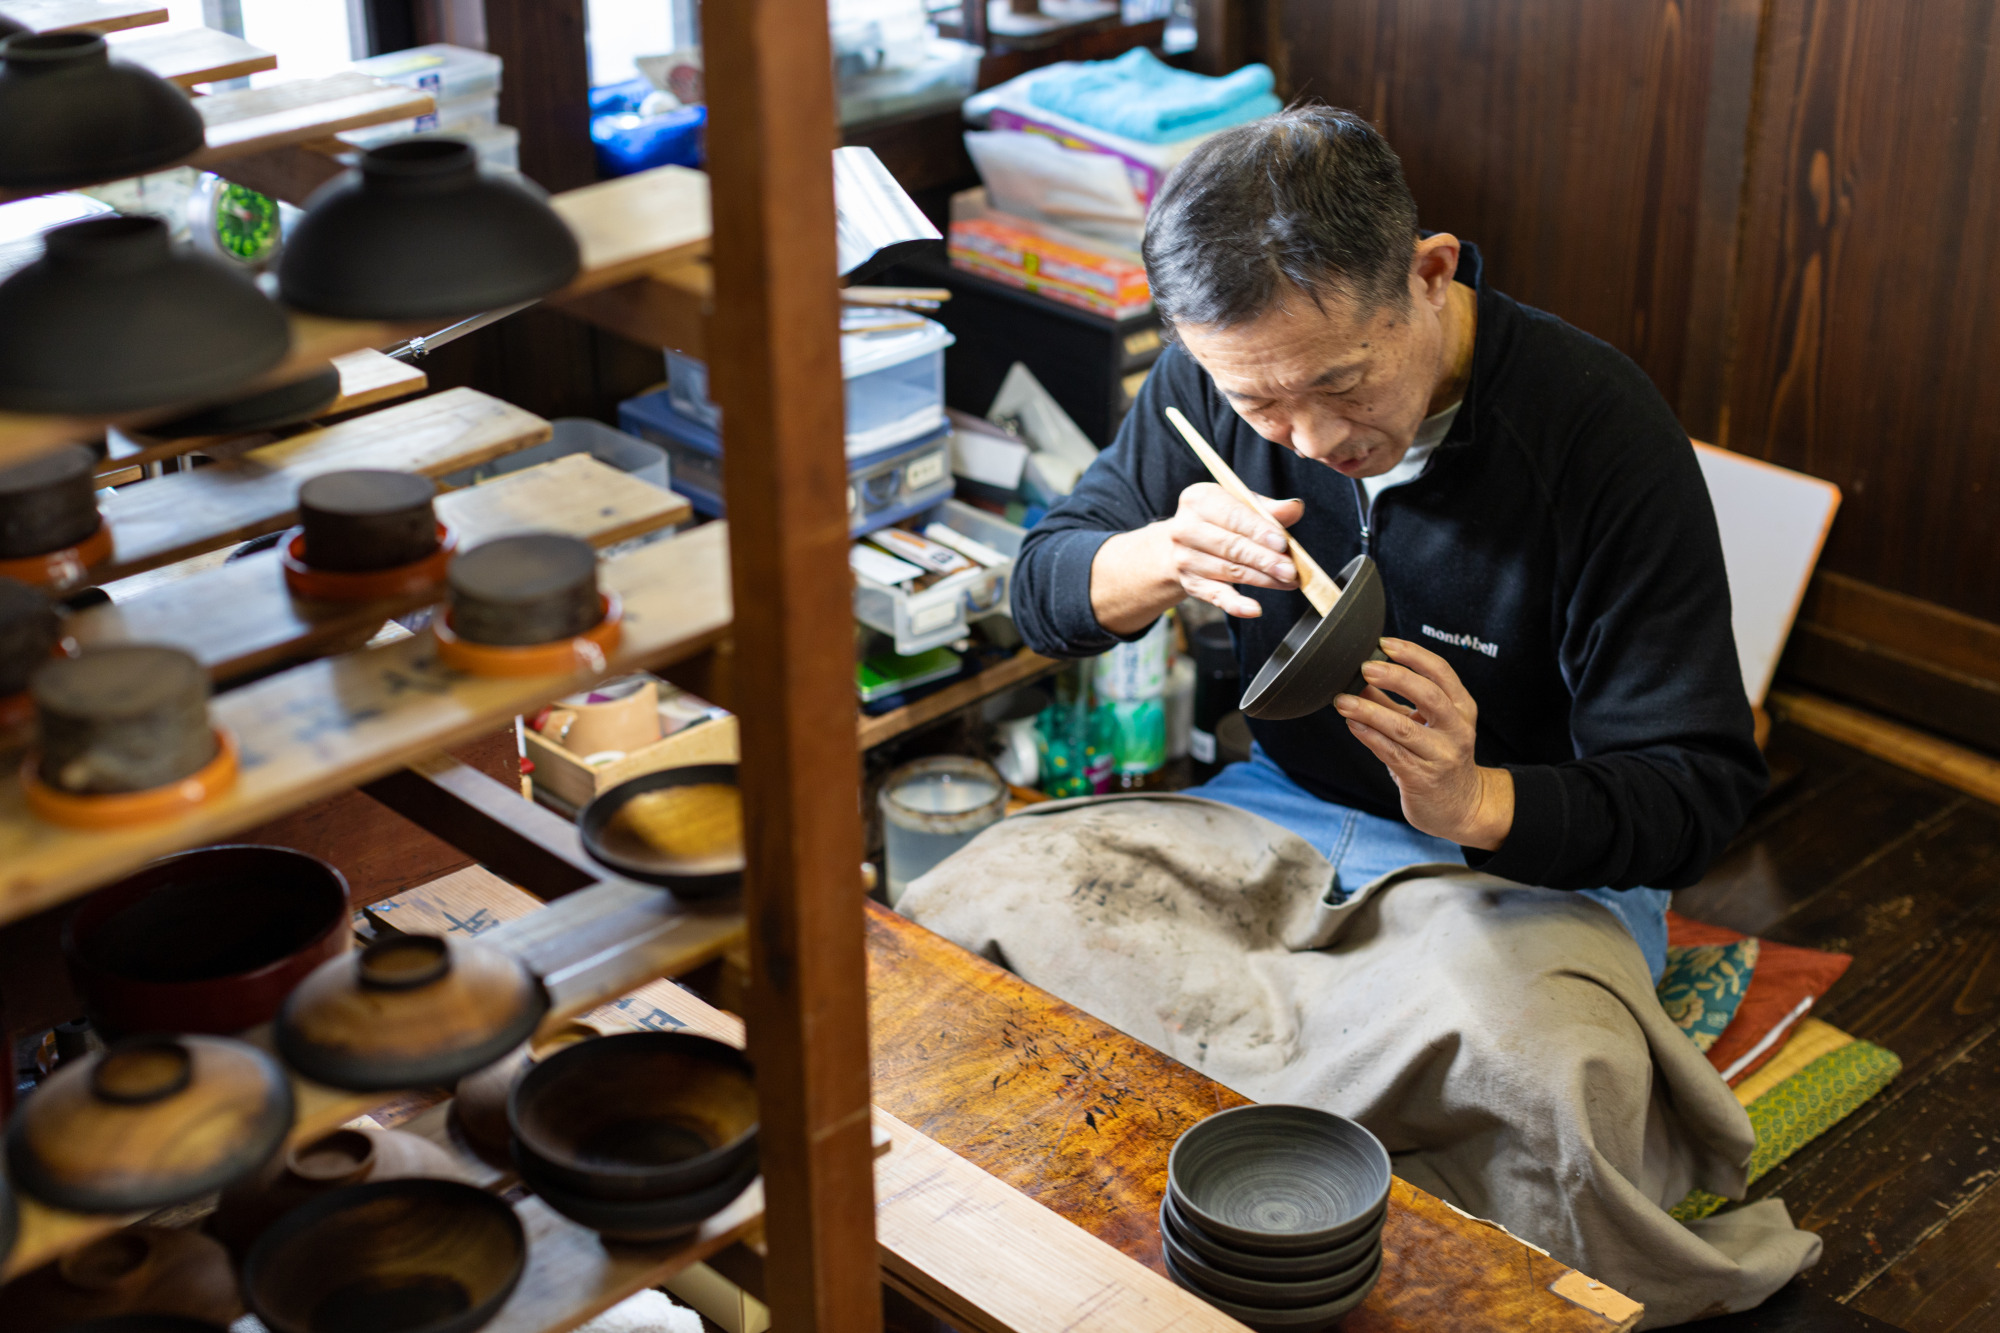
top-left (57, 1319), bottom-right (231, 1333)
top-left (65, 845), bottom-right (351, 1038)
top-left (243, 1178), bottom-right (526, 1333)
top-left (449, 1020), bottom-right (601, 1164)
top-left (0, 1170), bottom-right (17, 1272)
top-left (0, 1225), bottom-right (243, 1329)
top-left (275, 934), bottom-right (548, 1091)
top-left (577, 765), bottom-right (745, 898)
top-left (508, 1031), bottom-right (757, 1201)
top-left (515, 1150), bottom-right (759, 1243)
top-left (5, 1035), bottom-right (294, 1214)
top-left (213, 1125), bottom-right (474, 1257)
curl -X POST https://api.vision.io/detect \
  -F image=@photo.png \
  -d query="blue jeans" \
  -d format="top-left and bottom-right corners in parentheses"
top-left (1188, 746), bottom-right (1671, 983)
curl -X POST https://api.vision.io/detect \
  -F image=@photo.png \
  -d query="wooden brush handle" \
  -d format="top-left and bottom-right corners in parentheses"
top-left (1164, 407), bottom-right (1341, 615)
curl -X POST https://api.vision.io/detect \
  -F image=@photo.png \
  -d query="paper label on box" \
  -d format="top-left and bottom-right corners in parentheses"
top-left (904, 451), bottom-right (947, 491)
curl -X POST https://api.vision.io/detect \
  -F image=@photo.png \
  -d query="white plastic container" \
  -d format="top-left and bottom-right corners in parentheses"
top-left (851, 500), bottom-right (1025, 655)
top-left (341, 94), bottom-right (503, 150)
top-left (350, 44), bottom-right (503, 104)
top-left (665, 314), bottom-right (954, 458)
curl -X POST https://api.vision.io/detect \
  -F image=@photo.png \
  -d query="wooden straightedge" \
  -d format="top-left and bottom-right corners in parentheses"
top-left (112, 25), bottom-right (275, 87)
top-left (70, 454), bottom-right (691, 681)
top-left (0, 0), bottom-right (164, 33)
top-left (93, 386), bottom-right (550, 582)
top-left (0, 521), bottom-right (733, 925)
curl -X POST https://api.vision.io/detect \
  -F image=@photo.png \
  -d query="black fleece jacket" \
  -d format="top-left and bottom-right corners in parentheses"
top-left (1009, 245), bottom-right (1765, 892)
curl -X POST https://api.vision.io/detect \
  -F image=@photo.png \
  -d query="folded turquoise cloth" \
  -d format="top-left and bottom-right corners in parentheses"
top-left (1025, 49), bottom-right (1281, 145)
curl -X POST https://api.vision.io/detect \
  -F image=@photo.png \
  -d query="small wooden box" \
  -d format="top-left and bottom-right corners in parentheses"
top-left (525, 684), bottom-right (739, 810)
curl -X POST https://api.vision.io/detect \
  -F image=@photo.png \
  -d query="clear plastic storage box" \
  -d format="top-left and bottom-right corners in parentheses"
top-left (851, 500), bottom-right (1025, 655)
top-left (441, 417), bottom-right (670, 490)
top-left (619, 389), bottom-right (955, 537)
top-left (664, 313), bottom-right (954, 458)
top-left (350, 44), bottom-right (503, 103)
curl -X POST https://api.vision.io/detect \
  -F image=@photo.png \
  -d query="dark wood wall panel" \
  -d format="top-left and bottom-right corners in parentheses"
top-left (1264, 0), bottom-right (1759, 422)
top-left (1722, 0), bottom-right (2000, 625)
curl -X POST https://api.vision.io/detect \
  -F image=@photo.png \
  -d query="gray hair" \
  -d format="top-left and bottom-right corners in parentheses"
top-left (1142, 105), bottom-right (1420, 331)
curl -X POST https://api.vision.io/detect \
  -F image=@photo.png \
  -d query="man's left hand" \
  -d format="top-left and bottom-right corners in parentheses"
top-left (1333, 638), bottom-right (1514, 851)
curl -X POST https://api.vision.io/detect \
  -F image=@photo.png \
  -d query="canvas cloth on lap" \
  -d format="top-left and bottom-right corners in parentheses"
top-left (898, 794), bottom-right (1823, 1330)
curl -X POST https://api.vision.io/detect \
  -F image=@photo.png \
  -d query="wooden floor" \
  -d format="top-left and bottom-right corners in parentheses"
top-left (1676, 721), bottom-right (2000, 1332)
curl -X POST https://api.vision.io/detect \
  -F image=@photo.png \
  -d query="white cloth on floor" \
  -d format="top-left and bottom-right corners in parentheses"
top-left (896, 794), bottom-right (1822, 1328)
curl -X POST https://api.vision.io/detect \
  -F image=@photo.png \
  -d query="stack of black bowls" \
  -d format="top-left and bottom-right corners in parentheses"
top-left (1161, 1106), bottom-right (1391, 1332)
top-left (507, 1031), bottom-right (760, 1242)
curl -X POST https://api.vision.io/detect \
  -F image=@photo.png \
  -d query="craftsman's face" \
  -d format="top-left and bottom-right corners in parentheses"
top-left (1175, 236), bottom-right (1459, 479)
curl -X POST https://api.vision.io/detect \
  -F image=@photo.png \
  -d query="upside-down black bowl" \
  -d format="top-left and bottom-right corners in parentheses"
top-left (0, 214), bottom-right (289, 415)
top-left (278, 139), bottom-right (580, 321)
top-left (0, 32), bottom-right (205, 192)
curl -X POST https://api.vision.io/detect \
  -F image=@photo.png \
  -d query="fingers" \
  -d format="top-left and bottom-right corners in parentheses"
top-left (1358, 659), bottom-right (1455, 727)
top-left (1333, 693), bottom-right (1449, 762)
top-left (1185, 576), bottom-right (1263, 619)
top-left (1179, 548), bottom-right (1297, 592)
top-left (1181, 484), bottom-right (1300, 555)
top-left (1379, 637), bottom-right (1477, 717)
top-left (1360, 684), bottom-right (1422, 723)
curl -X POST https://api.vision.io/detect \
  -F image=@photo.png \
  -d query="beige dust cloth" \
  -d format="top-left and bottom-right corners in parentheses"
top-left (897, 794), bottom-right (1821, 1328)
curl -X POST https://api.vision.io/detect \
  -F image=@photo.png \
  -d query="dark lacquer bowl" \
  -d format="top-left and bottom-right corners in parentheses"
top-left (516, 1151), bottom-right (760, 1243)
top-left (243, 1178), bottom-right (526, 1333)
top-left (1167, 1105), bottom-right (1391, 1255)
top-left (509, 1030), bottom-right (757, 1201)
top-left (1163, 1247), bottom-right (1382, 1332)
top-left (1161, 1191), bottom-right (1384, 1282)
top-left (66, 845), bottom-right (351, 1037)
top-left (577, 765), bottom-right (745, 898)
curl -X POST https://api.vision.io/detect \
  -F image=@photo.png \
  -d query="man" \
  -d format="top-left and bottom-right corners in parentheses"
top-left (902, 107), bottom-right (1819, 1322)
top-left (1011, 105), bottom-right (1766, 979)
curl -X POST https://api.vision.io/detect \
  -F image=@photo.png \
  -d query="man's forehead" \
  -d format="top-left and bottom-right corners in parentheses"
top-left (1178, 293), bottom-right (1388, 398)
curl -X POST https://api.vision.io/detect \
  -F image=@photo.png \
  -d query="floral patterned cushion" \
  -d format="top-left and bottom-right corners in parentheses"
top-left (1657, 937), bottom-right (1761, 1052)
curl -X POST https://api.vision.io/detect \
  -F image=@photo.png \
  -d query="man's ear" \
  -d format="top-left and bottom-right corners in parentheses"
top-left (1410, 234), bottom-right (1461, 311)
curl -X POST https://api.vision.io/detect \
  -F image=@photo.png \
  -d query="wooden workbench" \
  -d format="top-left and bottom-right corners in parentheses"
top-left (865, 901), bottom-right (1642, 1332)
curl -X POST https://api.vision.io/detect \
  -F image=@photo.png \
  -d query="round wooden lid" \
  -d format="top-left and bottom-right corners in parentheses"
top-left (0, 442), bottom-right (99, 559)
top-left (31, 644), bottom-right (208, 723)
top-left (0, 576), bottom-right (60, 698)
top-left (447, 533), bottom-right (601, 647)
top-left (297, 470), bottom-right (439, 573)
top-left (275, 934), bottom-right (548, 1091)
top-left (3, 1035), bottom-right (295, 1213)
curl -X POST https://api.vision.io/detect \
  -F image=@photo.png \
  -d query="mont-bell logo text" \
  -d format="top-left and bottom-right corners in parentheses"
top-left (1421, 624), bottom-right (1499, 658)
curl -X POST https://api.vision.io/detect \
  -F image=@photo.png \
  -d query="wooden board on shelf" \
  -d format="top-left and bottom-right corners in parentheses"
top-left (69, 454), bottom-right (692, 681)
top-left (190, 72), bottom-right (433, 166)
top-left (0, 0), bottom-right (164, 33)
top-left (112, 25), bottom-right (275, 87)
top-left (857, 649), bottom-right (1058, 749)
top-left (92, 386), bottom-right (550, 582)
top-left (98, 350), bottom-right (430, 479)
top-left (0, 521), bottom-right (733, 926)
top-left (547, 168), bottom-right (712, 300)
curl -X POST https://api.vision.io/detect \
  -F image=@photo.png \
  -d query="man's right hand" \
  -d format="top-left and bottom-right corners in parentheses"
top-left (1089, 483), bottom-right (1305, 634)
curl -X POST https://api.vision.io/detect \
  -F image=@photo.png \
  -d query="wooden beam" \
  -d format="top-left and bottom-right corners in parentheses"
top-left (0, 0), bottom-right (164, 33)
top-left (113, 25), bottom-right (275, 88)
top-left (0, 521), bottom-right (733, 925)
top-left (93, 387), bottom-right (550, 582)
top-left (70, 455), bottom-right (690, 683)
top-left (98, 349), bottom-right (429, 479)
top-left (703, 0), bottom-right (881, 1324)
top-left (548, 169), bottom-right (713, 300)
top-left (1772, 690), bottom-right (2000, 808)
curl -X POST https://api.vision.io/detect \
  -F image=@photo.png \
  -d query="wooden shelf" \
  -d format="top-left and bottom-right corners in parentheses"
top-left (112, 25), bottom-right (275, 88)
top-left (0, 0), bottom-right (164, 33)
top-left (69, 454), bottom-right (692, 682)
top-left (90, 387), bottom-right (550, 584)
top-left (0, 521), bottom-right (733, 926)
top-left (0, 167), bottom-right (713, 470)
top-left (857, 649), bottom-right (1059, 750)
top-left (98, 350), bottom-right (429, 480)
top-left (189, 72), bottom-right (432, 166)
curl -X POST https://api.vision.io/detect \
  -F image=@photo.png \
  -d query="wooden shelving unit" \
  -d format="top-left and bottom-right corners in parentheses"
top-left (857, 648), bottom-right (1059, 750)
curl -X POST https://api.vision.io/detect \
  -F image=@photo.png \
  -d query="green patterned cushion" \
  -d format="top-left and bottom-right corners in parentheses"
top-left (1670, 1038), bottom-right (1903, 1222)
top-left (1658, 938), bottom-right (1760, 1052)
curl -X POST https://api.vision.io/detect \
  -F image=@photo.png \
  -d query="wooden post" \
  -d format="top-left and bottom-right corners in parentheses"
top-left (703, 0), bottom-right (882, 1328)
